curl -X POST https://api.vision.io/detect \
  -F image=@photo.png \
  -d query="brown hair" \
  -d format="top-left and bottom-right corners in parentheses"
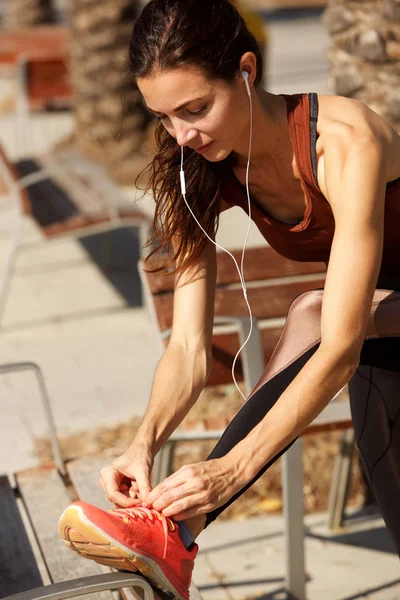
top-left (129, 0), bottom-right (263, 274)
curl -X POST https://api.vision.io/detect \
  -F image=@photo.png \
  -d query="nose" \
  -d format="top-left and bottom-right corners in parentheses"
top-left (174, 122), bottom-right (197, 148)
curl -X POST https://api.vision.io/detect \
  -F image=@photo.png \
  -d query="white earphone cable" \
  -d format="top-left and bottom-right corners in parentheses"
top-left (179, 73), bottom-right (254, 401)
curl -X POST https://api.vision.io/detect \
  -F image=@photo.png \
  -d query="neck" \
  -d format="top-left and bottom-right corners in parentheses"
top-left (230, 89), bottom-right (286, 171)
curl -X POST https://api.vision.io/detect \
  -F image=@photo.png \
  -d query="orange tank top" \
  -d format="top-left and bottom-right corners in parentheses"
top-left (218, 92), bottom-right (400, 281)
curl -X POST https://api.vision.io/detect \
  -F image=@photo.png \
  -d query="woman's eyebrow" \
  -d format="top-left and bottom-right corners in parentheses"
top-left (147, 95), bottom-right (207, 115)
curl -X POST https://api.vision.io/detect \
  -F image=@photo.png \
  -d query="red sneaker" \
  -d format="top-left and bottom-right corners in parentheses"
top-left (58, 501), bottom-right (198, 600)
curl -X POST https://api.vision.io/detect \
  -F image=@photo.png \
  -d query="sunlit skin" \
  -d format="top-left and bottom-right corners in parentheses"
top-left (137, 51), bottom-right (287, 173)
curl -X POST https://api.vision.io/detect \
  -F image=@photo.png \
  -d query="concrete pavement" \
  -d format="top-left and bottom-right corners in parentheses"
top-left (194, 508), bottom-right (400, 600)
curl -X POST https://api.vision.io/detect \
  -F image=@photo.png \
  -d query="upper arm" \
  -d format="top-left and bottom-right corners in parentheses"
top-left (169, 235), bottom-right (217, 361)
top-left (318, 127), bottom-right (389, 359)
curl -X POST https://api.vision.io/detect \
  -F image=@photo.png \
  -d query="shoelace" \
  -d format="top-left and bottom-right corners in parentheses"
top-left (110, 506), bottom-right (177, 559)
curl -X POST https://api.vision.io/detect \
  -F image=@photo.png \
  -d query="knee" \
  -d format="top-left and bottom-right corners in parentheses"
top-left (287, 289), bottom-right (324, 323)
top-left (259, 289), bottom-right (324, 384)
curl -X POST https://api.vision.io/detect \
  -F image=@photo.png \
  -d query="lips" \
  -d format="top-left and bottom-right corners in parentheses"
top-left (195, 142), bottom-right (213, 152)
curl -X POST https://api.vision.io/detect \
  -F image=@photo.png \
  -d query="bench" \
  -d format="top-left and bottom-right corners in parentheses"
top-left (0, 361), bottom-right (203, 600)
top-left (0, 26), bottom-right (72, 112)
top-left (0, 143), bottom-right (149, 328)
top-left (138, 246), bottom-right (355, 600)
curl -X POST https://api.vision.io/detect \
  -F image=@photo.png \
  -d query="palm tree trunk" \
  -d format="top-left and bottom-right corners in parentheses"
top-left (323, 0), bottom-right (400, 131)
top-left (6, 0), bottom-right (57, 28)
top-left (66, 0), bottom-right (155, 185)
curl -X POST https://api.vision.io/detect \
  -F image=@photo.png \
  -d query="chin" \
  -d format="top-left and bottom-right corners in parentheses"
top-left (205, 146), bottom-right (231, 163)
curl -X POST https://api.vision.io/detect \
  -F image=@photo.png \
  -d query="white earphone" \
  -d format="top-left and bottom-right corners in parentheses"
top-left (179, 70), bottom-right (253, 401)
top-left (242, 70), bottom-right (251, 97)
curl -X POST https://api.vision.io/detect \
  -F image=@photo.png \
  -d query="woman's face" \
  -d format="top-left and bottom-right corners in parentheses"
top-left (137, 65), bottom-right (250, 162)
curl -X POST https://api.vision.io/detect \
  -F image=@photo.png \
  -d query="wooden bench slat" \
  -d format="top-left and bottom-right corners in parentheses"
top-left (155, 277), bottom-right (326, 330)
top-left (27, 59), bottom-right (72, 103)
top-left (142, 249), bottom-right (326, 293)
top-left (0, 476), bottom-right (43, 598)
top-left (0, 27), bottom-right (68, 60)
top-left (67, 457), bottom-right (114, 513)
top-left (216, 248), bottom-right (326, 284)
top-left (16, 466), bottom-right (114, 600)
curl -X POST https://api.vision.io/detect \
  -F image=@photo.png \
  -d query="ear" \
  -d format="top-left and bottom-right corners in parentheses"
top-left (239, 51), bottom-right (258, 85)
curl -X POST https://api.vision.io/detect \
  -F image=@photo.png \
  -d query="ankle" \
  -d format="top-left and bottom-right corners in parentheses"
top-left (183, 515), bottom-right (207, 539)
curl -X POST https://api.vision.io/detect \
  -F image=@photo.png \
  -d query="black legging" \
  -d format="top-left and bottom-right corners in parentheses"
top-left (204, 287), bottom-right (400, 555)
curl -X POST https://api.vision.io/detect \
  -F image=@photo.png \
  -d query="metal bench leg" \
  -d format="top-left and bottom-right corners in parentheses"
top-left (237, 316), bottom-right (265, 394)
top-left (152, 440), bottom-right (176, 487)
top-left (0, 361), bottom-right (65, 476)
top-left (328, 428), bottom-right (355, 530)
top-left (283, 439), bottom-right (306, 600)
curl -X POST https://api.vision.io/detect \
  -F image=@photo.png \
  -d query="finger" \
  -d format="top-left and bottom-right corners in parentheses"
top-left (110, 491), bottom-right (141, 507)
top-left (101, 469), bottom-right (138, 508)
top-left (160, 493), bottom-right (204, 519)
top-left (134, 469), bottom-right (152, 504)
top-left (145, 471), bottom-right (188, 506)
top-left (112, 497), bottom-right (142, 509)
top-left (152, 484), bottom-right (197, 513)
top-left (99, 476), bottom-right (131, 501)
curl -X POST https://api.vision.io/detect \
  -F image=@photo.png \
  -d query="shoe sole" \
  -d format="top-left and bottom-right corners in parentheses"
top-left (59, 505), bottom-right (188, 600)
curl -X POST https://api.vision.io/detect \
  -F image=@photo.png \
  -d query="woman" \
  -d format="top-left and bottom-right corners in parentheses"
top-left (59, 1), bottom-right (400, 599)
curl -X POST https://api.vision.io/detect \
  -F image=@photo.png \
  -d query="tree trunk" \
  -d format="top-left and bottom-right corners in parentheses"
top-left (66, 0), bottom-right (155, 185)
top-left (6, 0), bottom-right (57, 28)
top-left (323, 0), bottom-right (400, 132)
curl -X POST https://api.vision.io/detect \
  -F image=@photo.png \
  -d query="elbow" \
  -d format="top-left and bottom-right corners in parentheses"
top-left (341, 355), bottom-right (359, 383)
top-left (319, 339), bottom-right (360, 383)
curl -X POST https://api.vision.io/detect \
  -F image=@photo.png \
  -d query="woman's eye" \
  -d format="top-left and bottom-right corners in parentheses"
top-left (188, 107), bottom-right (206, 116)
top-left (155, 107), bottom-right (206, 122)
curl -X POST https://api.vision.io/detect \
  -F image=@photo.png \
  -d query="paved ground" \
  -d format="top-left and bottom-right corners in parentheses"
top-left (195, 508), bottom-right (400, 600)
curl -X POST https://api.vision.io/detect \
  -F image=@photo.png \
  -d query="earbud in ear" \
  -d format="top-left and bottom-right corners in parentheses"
top-left (241, 71), bottom-right (251, 97)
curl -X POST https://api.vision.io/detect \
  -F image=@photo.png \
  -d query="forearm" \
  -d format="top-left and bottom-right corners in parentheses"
top-left (226, 343), bottom-right (358, 484)
top-left (132, 340), bottom-right (210, 455)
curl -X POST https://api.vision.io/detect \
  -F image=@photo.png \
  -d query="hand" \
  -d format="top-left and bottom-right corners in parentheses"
top-left (99, 445), bottom-right (154, 509)
top-left (143, 457), bottom-right (243, 521)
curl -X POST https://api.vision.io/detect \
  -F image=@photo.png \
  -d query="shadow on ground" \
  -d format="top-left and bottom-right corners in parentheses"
top-left (244, 577), bottom-right (400, 600)
top-left (78, 226), bottom-right (143, 307)
top-left (200, 507), bottom-right (396, 557)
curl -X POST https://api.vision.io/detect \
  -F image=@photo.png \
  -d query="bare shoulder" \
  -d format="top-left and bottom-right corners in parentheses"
top-left (315, 94), bottom-right (400, 183)
top-left (316, 94), bottom-right (394, 139)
